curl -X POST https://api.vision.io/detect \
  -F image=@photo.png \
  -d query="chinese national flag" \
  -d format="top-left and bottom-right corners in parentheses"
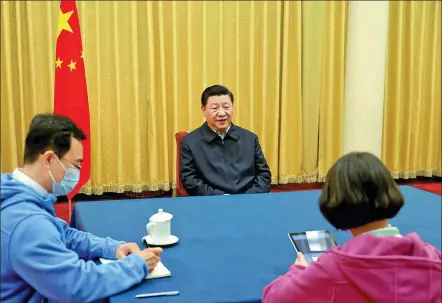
top-left (54, 0), bottom-right (90, 200)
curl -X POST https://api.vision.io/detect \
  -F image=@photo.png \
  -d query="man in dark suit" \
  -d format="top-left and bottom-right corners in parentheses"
top-left (180, 85), bottom-right (271, 196)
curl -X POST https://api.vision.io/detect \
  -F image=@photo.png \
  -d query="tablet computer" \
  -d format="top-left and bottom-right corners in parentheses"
top-left (288, 230), bottom-right (337, 264)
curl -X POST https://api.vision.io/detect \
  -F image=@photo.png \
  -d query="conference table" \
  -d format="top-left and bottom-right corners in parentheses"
top-left (71, 186), bottom-right (441, 303)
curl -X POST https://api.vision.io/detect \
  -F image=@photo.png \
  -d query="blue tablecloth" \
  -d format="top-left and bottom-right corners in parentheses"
top-left (71, 186), bottom-right (441, 303)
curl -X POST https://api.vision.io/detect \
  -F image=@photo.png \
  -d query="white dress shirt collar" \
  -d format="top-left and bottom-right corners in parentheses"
top-left (213, 124), bottom-right (231, 140)
top-left (12, 168), bottom-right (48, 195)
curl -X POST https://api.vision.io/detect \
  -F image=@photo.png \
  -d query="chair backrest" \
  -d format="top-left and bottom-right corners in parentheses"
top-left (175, 131), bottom-right (190, 197)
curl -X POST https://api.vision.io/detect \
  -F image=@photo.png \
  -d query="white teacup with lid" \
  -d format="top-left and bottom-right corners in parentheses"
top-left (144, 209), bottom-right (179, 246)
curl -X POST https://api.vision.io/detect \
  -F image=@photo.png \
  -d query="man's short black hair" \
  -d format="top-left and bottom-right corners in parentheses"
top-left (201, 85), bottom-right (234, 106)
top-left (319, 152), bottom-right (404, 230)
top-left (23, 113), bottom-right (87, 164)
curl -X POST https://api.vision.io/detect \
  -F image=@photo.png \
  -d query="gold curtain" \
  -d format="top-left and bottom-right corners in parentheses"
top-left (277, 1), bottom-right (303, 183)
top-left (301, 1), bottom-right (348, 182)
top-left (1, 1), bottom-right (348, 194)
top-left (382, 1), bottom-right (441, 178)
top-left (76, 1), bottom-right (292, 193)
top-left (1, 1), bottom-right (58, 172)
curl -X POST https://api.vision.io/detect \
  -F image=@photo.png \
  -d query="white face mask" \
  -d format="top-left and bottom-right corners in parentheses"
top-left (48, 157), bottom-right (80, 196)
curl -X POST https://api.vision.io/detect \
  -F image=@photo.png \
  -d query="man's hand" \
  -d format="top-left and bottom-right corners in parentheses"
top-left (115, 243), bottom-right (143, 259)
top-left (115, 244), bottom-right (163, 272)
top-left (293, 252), bottom-right (308, 267)
top-left (137, 247), bottom-right (163, 272)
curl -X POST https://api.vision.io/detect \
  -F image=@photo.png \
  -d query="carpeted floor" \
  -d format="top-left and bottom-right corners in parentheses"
top-left (409, 182), bottom-right (442, 195)
top-left (55, 181), bottom-right (441, 225)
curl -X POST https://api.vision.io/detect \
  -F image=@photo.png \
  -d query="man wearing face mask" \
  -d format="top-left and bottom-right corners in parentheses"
top-left (180, 85), bottom-right (272, 196)
top-left (1, 114), bottom-right (163, 303)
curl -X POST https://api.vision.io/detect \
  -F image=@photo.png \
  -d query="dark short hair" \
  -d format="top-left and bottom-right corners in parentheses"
top-left (23, 113), bottom-right (87, 164)
top-left (201, 85), bottom-right (234, 106)
top-left (319, 152), bottom-right (404, 230)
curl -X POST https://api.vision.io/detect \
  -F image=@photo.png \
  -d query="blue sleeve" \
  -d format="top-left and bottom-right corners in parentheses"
top-left (57, 219), bottom-right (123, 260)
top-left (9, 215), bottom-right (148, 303)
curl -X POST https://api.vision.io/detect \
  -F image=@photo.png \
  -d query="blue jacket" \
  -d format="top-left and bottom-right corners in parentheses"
top-left (1, 173), bottom-right (148, 303)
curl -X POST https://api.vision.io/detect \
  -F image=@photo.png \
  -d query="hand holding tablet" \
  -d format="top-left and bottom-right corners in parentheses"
top-left (288, 230), bottom-right (337, 265)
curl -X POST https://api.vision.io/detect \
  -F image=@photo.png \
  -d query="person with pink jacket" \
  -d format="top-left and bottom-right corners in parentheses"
top-left (263, 152), bottom-right (441, 303)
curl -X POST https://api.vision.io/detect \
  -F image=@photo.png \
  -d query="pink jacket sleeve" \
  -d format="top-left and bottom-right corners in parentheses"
top-left (262, 263), bottom-right (334, 303)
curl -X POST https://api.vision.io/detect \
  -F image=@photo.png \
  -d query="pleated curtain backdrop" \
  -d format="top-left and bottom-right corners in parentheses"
top-left (382, 1), bottom-right (441, 179)
top-left (1, 1), bottom-right (58, 170)
top-left (1, 1), bottom-right (348, 194)
top-left (6, 1), bottom-right (439, 195)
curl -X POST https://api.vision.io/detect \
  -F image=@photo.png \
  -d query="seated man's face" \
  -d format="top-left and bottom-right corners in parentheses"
top-left (202, 95), bottom-right (233, 133)
top-left (44, 137), bottom-right (84, 186)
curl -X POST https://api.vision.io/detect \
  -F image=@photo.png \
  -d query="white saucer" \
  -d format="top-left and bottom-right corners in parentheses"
top-left (143, 235), bottom-right (179, 246)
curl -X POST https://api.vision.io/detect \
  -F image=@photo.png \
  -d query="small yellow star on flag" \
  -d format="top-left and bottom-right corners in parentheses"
top-left (81, 51), bottom-right (84, 58)
top-left (68, 60), bottom-right (77, 71)
top-left (57, 9), bottom-right (74, 37)
top-left (55, 57), bottom-right (63, 68)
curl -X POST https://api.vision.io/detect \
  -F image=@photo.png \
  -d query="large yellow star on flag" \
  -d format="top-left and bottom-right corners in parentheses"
top-left (68, 60), bottom-right (77, 71)
top-left (57, 9), bottom-right (74, 37)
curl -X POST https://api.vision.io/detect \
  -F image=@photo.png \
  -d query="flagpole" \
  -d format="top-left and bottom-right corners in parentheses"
top-left (68, 199), bottom-right (72, 223)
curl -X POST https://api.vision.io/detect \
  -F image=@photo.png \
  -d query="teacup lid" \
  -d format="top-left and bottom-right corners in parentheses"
top-left (149, 208), bottom-right (173, 223)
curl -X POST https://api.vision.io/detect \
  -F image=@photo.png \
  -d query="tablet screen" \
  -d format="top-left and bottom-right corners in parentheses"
top-left (288, 230), bottom-right (337, 264)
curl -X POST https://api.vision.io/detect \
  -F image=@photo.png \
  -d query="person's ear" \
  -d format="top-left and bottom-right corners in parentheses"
top-left (201, 105), bottom-right (206, 117)
top-left (42, 151), bottom-right (55, 168)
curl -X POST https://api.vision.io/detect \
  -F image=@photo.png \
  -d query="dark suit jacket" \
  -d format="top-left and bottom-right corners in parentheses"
top-left (180, 122), bottom-right (271, 196)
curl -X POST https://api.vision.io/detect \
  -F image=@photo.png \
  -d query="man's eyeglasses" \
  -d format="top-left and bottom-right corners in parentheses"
top-left (63, 159), bottom-right (82, 170)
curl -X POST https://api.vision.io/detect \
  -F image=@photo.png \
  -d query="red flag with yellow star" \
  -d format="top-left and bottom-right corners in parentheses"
top-left (54, 0), bottom-right (90, 200)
